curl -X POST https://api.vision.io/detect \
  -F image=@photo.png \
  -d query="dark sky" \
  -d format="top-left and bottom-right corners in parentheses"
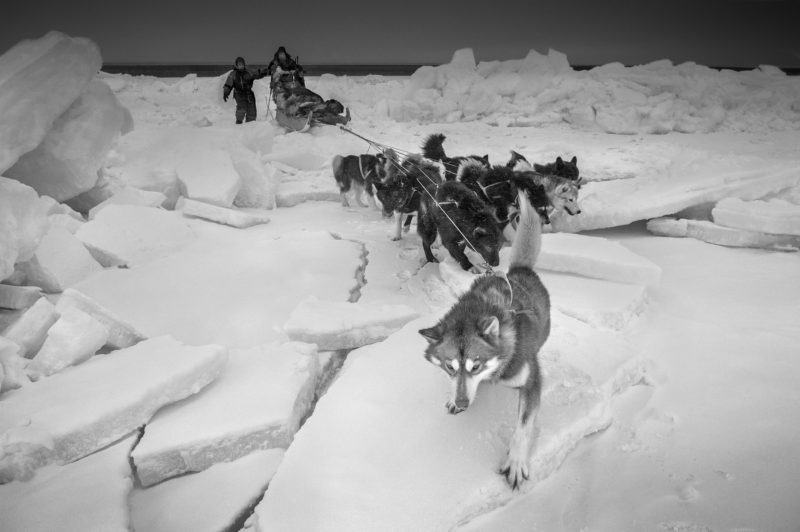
top-left (2, 0), bottom-right (798, 68)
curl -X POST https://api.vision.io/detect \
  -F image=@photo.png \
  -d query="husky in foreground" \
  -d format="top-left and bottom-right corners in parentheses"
top-left (419, 189), bottom-right (550, 489)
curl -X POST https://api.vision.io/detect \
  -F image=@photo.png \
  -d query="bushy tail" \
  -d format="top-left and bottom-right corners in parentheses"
top-left (509, 189), bottom-right (542, 270)
top-left (421, 133), bottom-right (447, 161)
top-left (332, 155), bottom-right (344, 186)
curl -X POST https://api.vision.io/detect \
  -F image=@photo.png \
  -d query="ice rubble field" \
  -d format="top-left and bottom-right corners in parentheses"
top-left (1, 32), bottom-right (800, 531)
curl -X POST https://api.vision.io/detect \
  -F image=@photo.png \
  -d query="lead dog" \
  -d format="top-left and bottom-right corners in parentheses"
top-left (419, 188), bottom-right (550, 489)
top-left (332, 153), bottom-right (386, 209)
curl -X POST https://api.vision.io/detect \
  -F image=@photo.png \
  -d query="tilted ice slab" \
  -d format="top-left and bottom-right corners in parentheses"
top-left (56, 288), bottom-right (146, 349)
top-left (0, 284), bottom-right (41, 310)
top-left (252, 315), bottom-right (650, 531)
top-left (18, 225), bottom-right (102, 293)
top-left (178, 197), bottom-right (271, 228)
top-left (72, 230), bottom-right (363, 347)
top-left (647, 217), bottom-right (800, 251)
top-left (0, 336), bottom-right (227, 483)
top-left (712, 197), bottom-right (800, 236)
top-left (284, 296), bottom-right (420, 350)
top-left (0, 178), bottom-right (50, 282)
top-left (551, 164), bottom-right (800, 232)
top-left (0, 31), bottom-right (101, 174)
top-left (537, 233), bottom-right (661, 286)
top-left (275, 175), bottom-right (340, 208)
top-left (132, 342), bottom-right (318, 486)
top-left (75, 204), bottom-right (196, 267)
top-left (131, 449), bottom-right (284, 532)
top-left (7, 80), bottom-right (129, 201)
top-left (88, 187), bottom-right (167, 220)
top-left (2, 297), bottom-right (59, 358)
top-left (0, 435), bottom-right (136, 532)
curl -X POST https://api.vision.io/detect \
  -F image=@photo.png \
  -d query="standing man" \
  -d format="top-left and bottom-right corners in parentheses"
top-left (223, 56), bottom-right (268, 124)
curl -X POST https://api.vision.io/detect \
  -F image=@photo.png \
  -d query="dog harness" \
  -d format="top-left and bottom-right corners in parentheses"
top-left (358, 156), bottom-right (373, 183)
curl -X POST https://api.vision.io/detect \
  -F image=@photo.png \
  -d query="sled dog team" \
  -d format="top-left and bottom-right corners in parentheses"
top-left (332, 133), bottom-right (582, 489)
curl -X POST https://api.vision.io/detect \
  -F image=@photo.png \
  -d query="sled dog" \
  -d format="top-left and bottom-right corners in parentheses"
top-left (332, 153), bottom-right (386, 209)
top-left (419, 188), bottom-right (550, 489)
top-left (421, 133), bottom-right (490, 180)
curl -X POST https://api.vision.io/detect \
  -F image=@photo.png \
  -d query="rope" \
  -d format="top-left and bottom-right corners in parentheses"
top-left (338, 125), bottom-right (495, 272)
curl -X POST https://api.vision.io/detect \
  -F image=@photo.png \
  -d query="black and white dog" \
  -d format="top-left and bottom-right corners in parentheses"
top-left (332, 153), bottom-right (387, 209)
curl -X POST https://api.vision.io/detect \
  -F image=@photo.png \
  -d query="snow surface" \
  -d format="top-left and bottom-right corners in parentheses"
top-left (131, 342), bottom-right (318, 486)
top-left (1, 35), bottom-right (799, 531)
top-left (0, 336), bottom-right (227, 482)
top-left (0, 435), bottom-right (135, 532)
top-left (712, 197), bottom-right (800, 236)
top-left (648, 216), bottom-right (800, 250)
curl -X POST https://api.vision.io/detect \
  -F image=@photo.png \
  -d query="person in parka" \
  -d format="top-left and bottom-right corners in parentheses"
top-left (222, 56), bottom-right (268, 124)
top-left (267, 46), bottom-right (305, 87)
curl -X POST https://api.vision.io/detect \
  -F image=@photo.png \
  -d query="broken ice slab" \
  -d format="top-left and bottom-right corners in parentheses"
top-left (537, 233), bottom-right (662, 286)
top-left (2, 297), bottom-right (59, 358)
top-left (0, 435), bottom-right (135, 532)
top-left (131, 449), bottom-right (284, 532)
top-left (647, 217), bottom-right (800, 251)
top-left (131, 342), bottom-right (317, 487)
top-left (0, 336), bottom-right (227, 483)
top-left (27, 307), bottom-right (108, 380)
top-left (0, 177), bottom-right (50, 282)
top-left (712, 197), bottom-right (800, 236)
top-left (0, 284), bottom-right (42, 310)
top-left (56, 288), bottom-right (146, 349)
top-left (0, 336), bottom-right (30, 393)
top-left (88, 187), bottom-right (168, 220)
top-left (75, 204), bottom-right (196, 267)
top-left (176, 148), bottom-right (241, 207)
top-left (0, 31), bottom-right (101, 174)
top-left (283, 297), bottom-right (420, 350)
top-left (6, 80), bottom-right (130, 202)
top-left (251, 317), bottom-right (649, 531)
top-left (18, 225), bottom-right (103, 293)
top-left (178, 197), bottom-right (271, 229)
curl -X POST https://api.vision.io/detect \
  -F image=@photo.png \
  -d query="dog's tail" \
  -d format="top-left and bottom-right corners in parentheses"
top-left (455, 158), bottom-right (486, 185)
top-left (421, 133), bottom-right (447, 161)
top-left (332, 155), bottom-right (345, 188)
top-left (506, 150), bottom-right (529, 170)
top-left (509, 189), bottom-right (543, 270)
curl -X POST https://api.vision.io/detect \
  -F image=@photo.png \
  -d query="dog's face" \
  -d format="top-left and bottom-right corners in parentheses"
top-left (471, 226), bottom-right (502, 267)
top-left (373, 179), bottom-right (410, 218)
top-left (551, 181), bottom-right (582, 216)
top-left (555, 156), bottom-right (580, 182)
top-left (419, 316), bottom-right (506, 414)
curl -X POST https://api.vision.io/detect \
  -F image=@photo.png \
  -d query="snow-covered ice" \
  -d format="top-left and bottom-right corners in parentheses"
top-left (0, 336), bottom-right (226, 482)
top-left (18, 225), bottom-right (103, 292)
top-left (55, 288), bottom-right (146, 349)
top-left (0, 337), bottom-right (30, 392)
top-left (87, 186), bottom-right (167, 219)
top-left (712, 197), bottom-right (800, 236)
top-left (26, 307), bottom-right (108, 379)
top-left (178, 197), bottom-right (271, 228)
top-left (537, 232), bottom-right (662, 286)
top-left (0, 435), bottom-right (135, 532)
top-left (283, 296), bottom-right (420, 350)
top-left (648, 216), bottom-right (800, 250)
top-left (2, 297), bottom-right (59, 358)
top-left (0, 178), bottom-right (49, 282)
top-left (131, 342), bottom-right (318, 486)
top-left (0, 284), bottom-right (41, 310)
top-left (131, 448), bottom-right (284, 532)
top-left (6, 80), bottom-right (129, 201)
top-left (0, 31), bottom-right (101, 174)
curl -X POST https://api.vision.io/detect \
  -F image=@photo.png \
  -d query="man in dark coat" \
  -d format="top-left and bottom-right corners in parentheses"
top-left (267, 46), bottom-right (305, 87)
top-left (222, 57), bottom-right (268, 124)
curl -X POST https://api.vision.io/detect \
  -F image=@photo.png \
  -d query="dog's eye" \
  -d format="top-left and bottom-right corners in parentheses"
top-left (471, 361), bottom-right (482, 373)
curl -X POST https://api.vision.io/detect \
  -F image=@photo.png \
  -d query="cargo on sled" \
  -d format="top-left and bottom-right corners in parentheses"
top-left (269, 69), bottom-right (351, 132)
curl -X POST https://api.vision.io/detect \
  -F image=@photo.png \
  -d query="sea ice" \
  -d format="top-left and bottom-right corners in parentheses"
top-left (0, 336), bottom-right (227, 483)
top-left (17, 225), bottom-right (103, 293)
top-left (0, 178), bottom-right (49, 282)
top-left (0, 31), bottom-right (101, 174)
top-left (6, 81), bottom-right (130, 201)
top-left (55, 288), bottom-right (146, 349)
top-left (178, 197), bottom-right (271, 228)
top-left (0, 436), bottom-right (135, 532)
top-left (0, 285), bottom-right (42, 310)
top-left (712, 197), bottom-right (800, 236)
top-left (27, 307), bottom-right (108, 379)
top-left (284, 297), bottom-right (420, 350)
top-left (131, 449), bottom-right (284, 532)
top-left (2, 297), bottom-right (59, 358)
top-left (75, 204), bottom-right (196, 267)
top-left (0, 337), bottom-right (30, 392)
top-left (87, 187), bottom-right (167, 219)
top-left (131, 342), bottom-right (317, 486)
top-left (647, 216), bottom-right (800, 250)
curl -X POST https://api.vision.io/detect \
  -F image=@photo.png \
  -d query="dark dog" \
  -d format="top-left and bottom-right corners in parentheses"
top-left (457, 161), bottom-right (517, 229)
top-left (421, 133), bottom-right (490, 180)
top-left (533, 155), bottom-right (580, 183)
top-left (417, 180), bottom-right (503, 271)
top-left (332, 153), bottom-right (386, 209)
top-left (373, 152), bottom-right (442, 240)
top-left (506, 150), bottom-right (529, 169)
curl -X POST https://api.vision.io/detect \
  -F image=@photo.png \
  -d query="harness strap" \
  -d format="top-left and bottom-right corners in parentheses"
top-left (358, 156), bottom-right (373, 182)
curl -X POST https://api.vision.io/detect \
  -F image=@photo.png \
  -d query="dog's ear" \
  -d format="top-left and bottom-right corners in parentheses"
top-left (419, 325), bottom-right (443, 344)
top-left (478, 315), bottom-right (500, 340)
top-left (556, 156), bottom-right (564, 169)
top-left (570, 156), bottom-right (577, 164)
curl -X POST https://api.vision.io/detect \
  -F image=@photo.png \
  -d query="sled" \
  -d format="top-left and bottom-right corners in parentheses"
top-left (274, 107), bottom-right (351, 132)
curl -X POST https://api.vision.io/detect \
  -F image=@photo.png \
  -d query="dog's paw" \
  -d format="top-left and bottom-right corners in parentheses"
top-left (500, 455), bottom-right (529, 490)
top-left (390, 235), bottom-right (402, 241)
